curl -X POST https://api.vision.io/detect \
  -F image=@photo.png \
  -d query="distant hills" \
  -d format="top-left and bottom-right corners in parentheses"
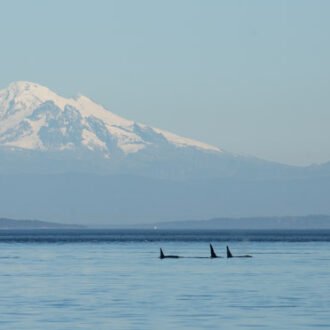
top-left (140, 215), bottom-right (330, 230)
top-left (1, 215), bottom-right (330, 230)
top-left (1, 173), bottom-right (330, 225)
top-left (0, 218), bottom-right (83, 229)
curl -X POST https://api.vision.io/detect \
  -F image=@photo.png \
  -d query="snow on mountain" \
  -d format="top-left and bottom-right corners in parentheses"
top-left (0, 81), bottom-right (221, 157)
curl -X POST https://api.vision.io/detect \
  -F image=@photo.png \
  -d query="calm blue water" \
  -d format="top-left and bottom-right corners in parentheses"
top-left (1, 230), bottom-right (330, 329)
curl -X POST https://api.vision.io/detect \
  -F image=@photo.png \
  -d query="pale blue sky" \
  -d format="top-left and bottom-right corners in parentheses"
top-left (1, 0), bottom-right (330, 166)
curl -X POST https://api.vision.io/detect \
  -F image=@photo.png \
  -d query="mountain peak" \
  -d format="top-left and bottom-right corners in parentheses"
top-left (6, 81), bottom-right (57, 101)
top-left (0, 81), bottom-right (221, 157)
top-left (7, 80), bottom-right (44, 91)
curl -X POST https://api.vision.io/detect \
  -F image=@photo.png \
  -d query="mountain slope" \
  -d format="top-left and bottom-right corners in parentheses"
top-left (0, 81), bottom-right (220, 155)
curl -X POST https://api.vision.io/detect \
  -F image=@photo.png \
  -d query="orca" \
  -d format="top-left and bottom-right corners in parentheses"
top-left (210, 244), bottom-right (221, 258)
top-left (226, 245), bottom-right (252, 258)
top-left (159, 248), bottom-right (180, 259)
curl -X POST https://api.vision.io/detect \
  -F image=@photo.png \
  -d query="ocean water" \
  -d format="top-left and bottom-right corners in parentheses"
top-left (0, 230), bottom-right (330, 329)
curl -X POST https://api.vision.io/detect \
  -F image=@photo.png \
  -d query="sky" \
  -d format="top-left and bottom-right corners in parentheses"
top-left (1, 0), bottom-right (329, 166)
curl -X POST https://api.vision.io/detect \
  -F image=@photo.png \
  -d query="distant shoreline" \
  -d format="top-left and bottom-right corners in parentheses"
top-left (2, 215), bottom-right (330, 230)
top-left (0, 218), bottom-right (84, 230)
top-left (134, 215), bottom-right (330, 230)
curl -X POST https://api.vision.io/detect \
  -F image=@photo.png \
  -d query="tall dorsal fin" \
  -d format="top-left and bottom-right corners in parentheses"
top-left (210, 244), bottom-right (217, 258)
top-left (226, 246), bottom-right (233, 258)
top-left (160, 248), bottom-right (165, 259)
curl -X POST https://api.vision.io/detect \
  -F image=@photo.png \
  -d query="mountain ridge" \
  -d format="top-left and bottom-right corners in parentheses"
top-left (0, 81), bottom-right (220, 155)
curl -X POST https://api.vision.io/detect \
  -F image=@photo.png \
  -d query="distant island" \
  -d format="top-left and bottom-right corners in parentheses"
top-left (139, 215), bottom-right (330, 230)
top-left (0, 218), bottom-right (84, 230)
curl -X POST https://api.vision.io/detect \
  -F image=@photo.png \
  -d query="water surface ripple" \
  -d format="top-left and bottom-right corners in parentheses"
top-left (0, 230), bottom-right (329, 329)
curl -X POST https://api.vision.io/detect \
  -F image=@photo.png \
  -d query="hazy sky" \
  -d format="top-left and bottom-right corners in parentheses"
top-left (1, 0), bottom-right (329, 166)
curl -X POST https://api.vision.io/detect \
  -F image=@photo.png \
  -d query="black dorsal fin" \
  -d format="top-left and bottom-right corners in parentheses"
top-left (210, 244), bottom-right (217, 258)
top-left (226, 246), bottom-right (233, 258)
top-left (160, 248), bottom-right (165, 259)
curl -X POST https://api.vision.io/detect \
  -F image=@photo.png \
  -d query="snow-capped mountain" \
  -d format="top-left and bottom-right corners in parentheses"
top-left (1, 83), bottom-right (330, 223)
top-left (0, 81), bottom-right (299, 179)
top-left (0, 81), bottom-right (220, 156)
